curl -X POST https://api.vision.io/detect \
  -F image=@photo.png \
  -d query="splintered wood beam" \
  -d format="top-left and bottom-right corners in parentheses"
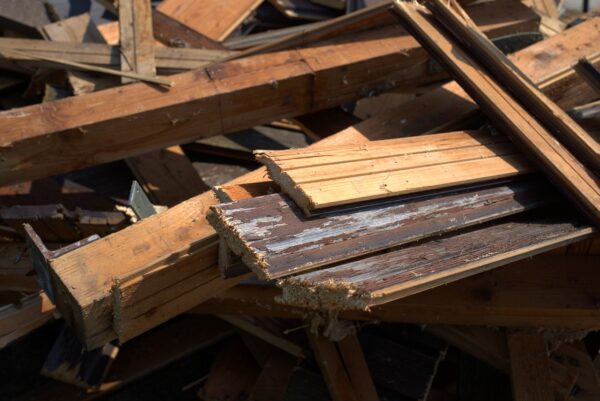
top-left (507, 332), bottom-right (554, 401)
top-left (0, 1), bottom-right (538, 187)
top-left (119, 0), bottom-right (156, 84)
top-left (209, 178), bottom-right (551, 280)
top-left (393, 2), bottom-right (600, 226)
top-left (194, 254), bottom-right (600, 330)
top-left (426, 0), bottom-right (600, 172)
top-left (156, 0), bottom-right (262, 42)
top-left (279, 214), bottom-right (595, 310)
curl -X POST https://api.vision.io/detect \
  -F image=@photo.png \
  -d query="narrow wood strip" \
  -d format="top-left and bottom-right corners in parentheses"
top-left (119, 0), bottom-right (156, 84)
top-left (279, 214), bottom-right (595, 310)
top-left (209, 179), bottom-right (551, 280)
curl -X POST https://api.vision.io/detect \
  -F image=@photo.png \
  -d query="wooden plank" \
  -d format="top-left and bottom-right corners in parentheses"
top-left (336, 18), bottom-right (600, 143)
top-left (195, 254), bottom-right (600, 330)
top-left (279, 213), bottom-right (595, 310)
top-left (248, 351), bottom-right (298, 401)
top-left (0, 291), bottom-right (56, 349)
top-left (35, 3), bottom-right (539, 348)
top-left (119, 0), bottom-right (156, 84)
top-left (507, 331), bottom-right (554, 401)
top-left (0, 37), bottom-right (232, 71)
top-left (256, 131), bottom-right (533, 213)
top-left (209, 178), bottom-right (551, 280)
top-left (337, 332), bottom-right (380, 401)
top-left (393, 2), bottom-right (600, 226)
top-left (126, 146), bottom-right (209, 207)
top-left (552, 342), bottom-right (600, 400)
top-left (157, 0), bottom-right (262, 42)
top-left (426, 0), bottom-right (600, 171)
top-left (0, 2), bottom-right (537, 187)
top-left (306, 330), bottom-right (360, 401)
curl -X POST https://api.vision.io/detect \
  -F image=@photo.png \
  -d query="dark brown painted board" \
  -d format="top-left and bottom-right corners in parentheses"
top-left (208, 179), bottom-right (553, 280)
top-left (280, 212), bottom-right (595, 310)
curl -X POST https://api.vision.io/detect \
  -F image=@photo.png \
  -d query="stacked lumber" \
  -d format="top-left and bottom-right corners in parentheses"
top-left (1, 0), bottom-right (599, 400)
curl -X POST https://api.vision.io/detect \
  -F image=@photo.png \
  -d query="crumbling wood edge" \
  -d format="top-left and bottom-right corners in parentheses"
top-left (23, 223), bottom-right (100, 304)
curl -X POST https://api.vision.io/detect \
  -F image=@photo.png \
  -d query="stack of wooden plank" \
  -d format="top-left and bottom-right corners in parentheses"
top-left (1, 0), bottom-right (599, 400)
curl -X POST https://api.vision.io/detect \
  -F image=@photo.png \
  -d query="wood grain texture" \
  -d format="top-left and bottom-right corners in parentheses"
top-left (209, 177), bottom-right (552, 280)
top-left (37, 3), bottom-right (538, 348)
top-left (507, 332), bottom-right (554, 401)
top-left (196, 254), bottom-right (600, 330)
top-left (256, 130), bottom-right (532, 212)
top-left (336, 17), bottom-right (600, 143)
top-left (0, 37), bottom-right (232, 71)
top-left (119, 0), bottom-right (156, 84)
top-left (426, 0), bottom-right (600, 171)
top-left (0, 2), bottom-right (537, 187)
top-left (394, 2), bottom-right (600, 226)
top-left (279, 213), bottom-right (595, 310)
top-left (157, 0), bottom-right (262, 41)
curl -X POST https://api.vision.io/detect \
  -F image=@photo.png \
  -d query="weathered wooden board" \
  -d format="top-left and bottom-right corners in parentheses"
top-left (279, 213), bottom-right (596, 310)
top-left (196, 254), bottom-right (600, 330)
top-left (394, 2), bottom-right (600, 226)
top-left (209, 177), bottom-right (551, 280)
top-left (426, 0), bottom-right (600, 171)
top-left (0, 0), bottom-right (51, 37)
top-left (0, 2), bottom-right (538, 187)
top-left (157, 0), bottom-right (262, 41)
top-left (256, 130), bottom-right (532, 213)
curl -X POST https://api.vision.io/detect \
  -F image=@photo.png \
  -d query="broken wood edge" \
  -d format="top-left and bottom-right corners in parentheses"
top-left (277, 226), bottom-right (596, 311)
top-left (206, 208), bottom-right (273, 280)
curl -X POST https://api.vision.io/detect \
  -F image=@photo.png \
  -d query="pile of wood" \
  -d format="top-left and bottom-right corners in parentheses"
top-left (1, 0), bottom-right (599, 400)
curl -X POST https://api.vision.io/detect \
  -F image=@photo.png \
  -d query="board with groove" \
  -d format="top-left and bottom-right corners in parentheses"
top-left (279, 212), bottom-right (596, 310)
top-left (256, 129), bottom-right (533, 214)
top-left (209, 177), bottom-right (552, 280)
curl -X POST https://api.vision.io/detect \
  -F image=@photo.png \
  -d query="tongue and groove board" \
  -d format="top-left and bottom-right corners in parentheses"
top-left (393, 2), bottom-right (600, 226)
top-left (256, 129), bottom-right (533, 214)
top-left (157, 0), bottom-right (263, 41)
top-left (279, 214), bottom-right (596, 310)
top-left (208, 178), bottom-right (552, 280)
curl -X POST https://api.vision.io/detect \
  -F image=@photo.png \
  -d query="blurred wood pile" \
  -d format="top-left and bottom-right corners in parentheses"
top-left (0, 0), bottom-right (599, 400)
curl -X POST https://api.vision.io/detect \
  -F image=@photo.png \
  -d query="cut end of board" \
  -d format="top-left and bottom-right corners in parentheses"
top-left (206, 207), bottom-right (272, 280)
top-left (278, 277), bottom-right (373, 311)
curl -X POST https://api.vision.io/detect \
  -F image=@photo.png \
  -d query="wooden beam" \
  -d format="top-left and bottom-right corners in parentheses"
top-left (0, 1), bottom-right (537, 187)
top-left (393, 2), bottom-right (600, 226)
top-left (118, 0), bottom-right (156, 84)
top-left (507, 331), bottom-right (554, 401)
top-left (426, 0), bottom-right (600, 171)
top-left (209, 178), bottom-right (550, 280)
